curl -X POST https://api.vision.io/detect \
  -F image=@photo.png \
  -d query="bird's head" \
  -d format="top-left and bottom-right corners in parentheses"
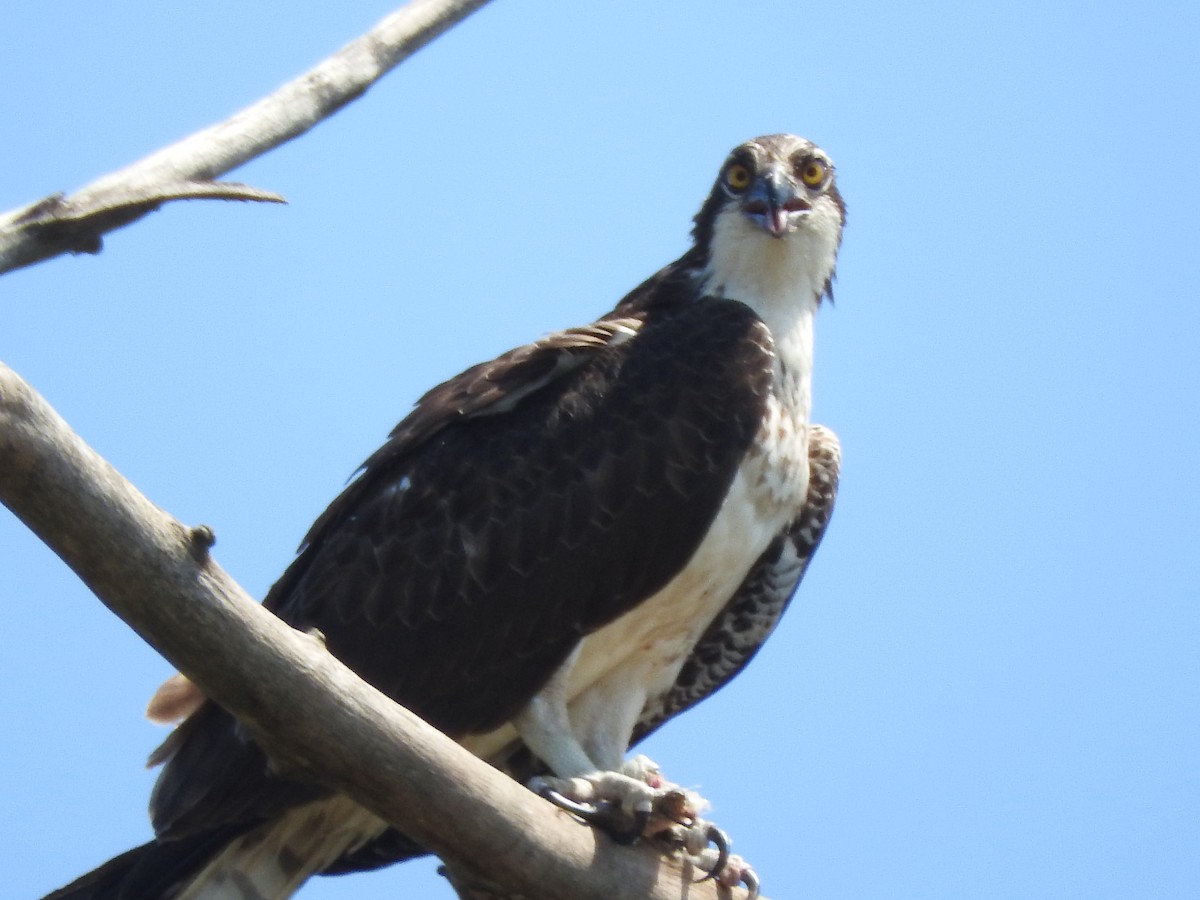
top-left (692, 134), bottom-right (845, 305)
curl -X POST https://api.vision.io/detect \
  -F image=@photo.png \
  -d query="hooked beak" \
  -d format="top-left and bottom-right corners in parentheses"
top-left (741, 171), bottom-right (810, 238)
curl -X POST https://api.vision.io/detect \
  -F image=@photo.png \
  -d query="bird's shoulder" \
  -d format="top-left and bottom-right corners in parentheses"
top-left (288, 270), bottom-right (776, 564)
top-left (250, 279), bottom-right (782, 734)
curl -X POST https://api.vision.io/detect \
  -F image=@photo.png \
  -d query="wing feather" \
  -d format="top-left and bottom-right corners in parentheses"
top-left (150, 293), bottom-right (775, 839)
top-left (328, 429), bottom-right (839, 878)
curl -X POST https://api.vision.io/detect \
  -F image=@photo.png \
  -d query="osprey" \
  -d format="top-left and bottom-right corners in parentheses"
top-left (48, 134), bottom-right (845, 899)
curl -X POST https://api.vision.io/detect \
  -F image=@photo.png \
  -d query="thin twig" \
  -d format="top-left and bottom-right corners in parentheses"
top-left (0, 0), bottom-right (494, 276)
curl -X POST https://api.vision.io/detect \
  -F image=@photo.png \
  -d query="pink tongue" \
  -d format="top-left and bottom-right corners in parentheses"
top-left (770, 207), bottom-right (788, 236)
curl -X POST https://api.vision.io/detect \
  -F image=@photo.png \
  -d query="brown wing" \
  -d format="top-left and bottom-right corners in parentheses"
top-left (318, 421), bottom-right (840, 882)
top-left (150, 292), bottom-right (776, 839)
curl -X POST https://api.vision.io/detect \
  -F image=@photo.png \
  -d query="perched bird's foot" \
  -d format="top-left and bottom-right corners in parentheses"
top-left (531, 755), bottom-right (702, 845)
top-left (531, 757), bottom-right (757, 892)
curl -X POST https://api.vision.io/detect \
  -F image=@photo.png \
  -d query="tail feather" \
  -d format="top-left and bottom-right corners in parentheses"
top-left (46, 797), bottom-right (391, 900)
top-left (44, 826), bottom-right (247, 900)
top-left (174, 797), bottom-right (386, 900)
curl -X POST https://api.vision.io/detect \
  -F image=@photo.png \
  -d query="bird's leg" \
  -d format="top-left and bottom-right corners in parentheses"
top-left (515, 695), bottom-right (664, 841)
top-left (514, 658), bottom-right (671, 843)
top-left (513, 652), bottom-right (754, 890)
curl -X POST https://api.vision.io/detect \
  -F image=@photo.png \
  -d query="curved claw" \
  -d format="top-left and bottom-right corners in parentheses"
top-left (538, 785), bottom-right (598, 820)
top-left (693, 823), bottom-right (730, 885)
top-left (741, 867), bottom-right (761, 900)
top-left (538, 786), bottom-right (648, 845)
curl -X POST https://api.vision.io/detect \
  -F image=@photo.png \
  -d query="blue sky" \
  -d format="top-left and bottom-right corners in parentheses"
top-left (3, 1), bottom-right (1197, 898)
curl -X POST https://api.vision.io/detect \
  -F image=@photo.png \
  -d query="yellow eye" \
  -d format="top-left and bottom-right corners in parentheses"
top-left (725, 163), bottom-right (752, 192)
top-left (799, 158), bottom-right (828, 187)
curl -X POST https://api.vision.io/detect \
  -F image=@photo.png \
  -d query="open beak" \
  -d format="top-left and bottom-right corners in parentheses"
top-left (741, 171), bottom-right (811, 237)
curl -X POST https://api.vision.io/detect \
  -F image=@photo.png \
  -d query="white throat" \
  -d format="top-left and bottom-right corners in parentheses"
top-left (698, 204), bottom-right (840, 412)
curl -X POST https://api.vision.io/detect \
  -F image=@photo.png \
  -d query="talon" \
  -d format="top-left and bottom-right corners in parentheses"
top-left (694, 823), bottom-right (729, 885)
top-left (538, 784), bottom-right (648, 845)
top-left (538, 785), bottom-right (597, 820)
top-left (741, 867), bottom-right (761, 900)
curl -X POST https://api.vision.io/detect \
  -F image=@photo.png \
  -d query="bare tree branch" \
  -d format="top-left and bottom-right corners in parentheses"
top-left (0, 0), bottom-right (494, 276)
top-left (0, 4), bottom-right (767, 895)
top-left (0, 363), bottom-right (761, 895)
